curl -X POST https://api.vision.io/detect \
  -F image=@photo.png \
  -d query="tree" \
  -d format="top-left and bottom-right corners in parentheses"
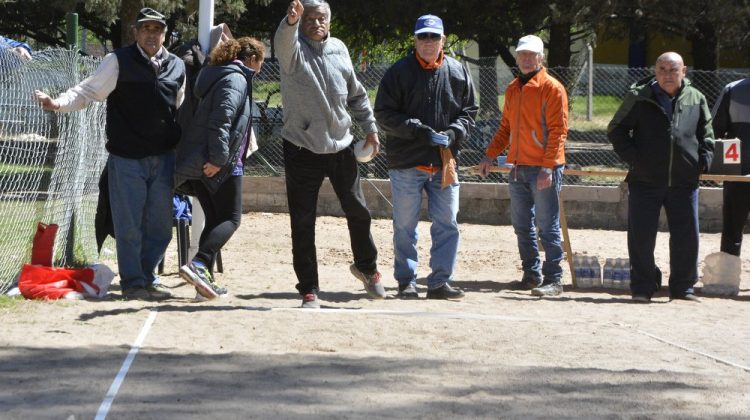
top-left (604, 0), bottom-right (750, 70)
top-left (328, 0), bottom-right (549, 116)
top-left (545, 0), bottom-right (615, 67)
top-left (0, 0), bottom-right (248, 52)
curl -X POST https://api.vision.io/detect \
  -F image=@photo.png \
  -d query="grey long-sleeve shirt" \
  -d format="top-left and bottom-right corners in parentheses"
top-left (273, 17), bottom-right (376, 154)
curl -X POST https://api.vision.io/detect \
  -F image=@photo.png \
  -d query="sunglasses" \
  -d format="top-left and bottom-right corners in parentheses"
top-left (416, 33), bottom-right (442, 40)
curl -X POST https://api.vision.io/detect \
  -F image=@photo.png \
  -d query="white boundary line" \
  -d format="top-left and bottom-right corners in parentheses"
top-left (270, 306), bottom-right (750, 372)
top-left (635, 329), bottom-right (750, 372)
top-left (95, 309), bottom-right (159, 420)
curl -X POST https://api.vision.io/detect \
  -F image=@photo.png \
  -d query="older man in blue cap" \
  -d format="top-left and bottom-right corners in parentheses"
top-left (374, 14), bottom-right (477, 300)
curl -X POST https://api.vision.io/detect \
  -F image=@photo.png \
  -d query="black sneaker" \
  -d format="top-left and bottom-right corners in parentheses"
top-left (122, 287), bottom-right (151, 301)
top-left (426, 283), bottom-right (464, 300)
top-left (397, 283), bottom-right (419, 299)
top-left (531, 282), bottom-right (563, 297)
top-left (301, 292), bottom-right (320, 309)
top-left (145, 284), bottom-right (172, 300)
top-left (179, 262), bottom-right (227, 300)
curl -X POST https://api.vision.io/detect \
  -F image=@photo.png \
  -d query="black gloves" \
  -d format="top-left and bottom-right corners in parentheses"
top-left (415, 124), bottom-right (435, 145)
top-left (443, 128), bottom-right (456, 144)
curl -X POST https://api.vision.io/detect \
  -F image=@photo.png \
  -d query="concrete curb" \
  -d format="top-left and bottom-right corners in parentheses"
top-left (242, 177), bottom-right (729, 232)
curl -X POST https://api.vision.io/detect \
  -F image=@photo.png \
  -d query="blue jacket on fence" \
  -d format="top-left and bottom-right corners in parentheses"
top-left (174, 62), bottom-right (255, 195)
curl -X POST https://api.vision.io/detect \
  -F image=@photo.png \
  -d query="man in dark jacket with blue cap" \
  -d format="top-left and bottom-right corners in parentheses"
top-left (374, 14), bottom-right (477, 300)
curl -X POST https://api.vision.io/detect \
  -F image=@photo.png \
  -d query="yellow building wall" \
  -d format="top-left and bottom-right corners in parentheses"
top-left (594, 27), bottom-right (750, 68)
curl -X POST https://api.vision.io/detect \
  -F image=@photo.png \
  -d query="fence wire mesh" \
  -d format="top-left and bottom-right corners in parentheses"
top-left (1, 48), bottom-right (748, 293)
top-left (247, 58), bottom-right (749, 186)
top-left (0, 49), bottom-right (111, 293)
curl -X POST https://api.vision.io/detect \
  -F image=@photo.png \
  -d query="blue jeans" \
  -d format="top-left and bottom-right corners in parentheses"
top-left (389, 168), bottom-right (459, 289)
top-left (108, 152), bottom-right (175, 290)
top-left (508, 165), bottom-right (564, 283)
top-left (627, 183), bottom-right (699, 297)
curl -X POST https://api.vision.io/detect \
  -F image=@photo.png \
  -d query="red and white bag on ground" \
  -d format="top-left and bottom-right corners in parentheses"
top-left (18, 264), bottom-right (97, 300)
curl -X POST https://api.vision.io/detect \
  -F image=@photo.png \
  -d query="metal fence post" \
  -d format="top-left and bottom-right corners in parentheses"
top-left (66, 12), bottom-right (78, 50)
top-left (587, 43), bottom-right (593, 121)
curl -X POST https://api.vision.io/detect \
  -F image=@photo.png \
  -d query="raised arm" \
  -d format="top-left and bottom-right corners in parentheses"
top-left (273, 0), bottom-right (305, 73)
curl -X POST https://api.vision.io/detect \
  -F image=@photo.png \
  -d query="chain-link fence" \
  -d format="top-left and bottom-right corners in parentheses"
top-left (247, 57), bottom-right (749, 186)
top-left (0, 48), bottom-right (110, 293)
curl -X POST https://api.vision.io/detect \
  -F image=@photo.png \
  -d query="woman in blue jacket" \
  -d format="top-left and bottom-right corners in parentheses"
top-left (175, 37), bottom-right (264, 299)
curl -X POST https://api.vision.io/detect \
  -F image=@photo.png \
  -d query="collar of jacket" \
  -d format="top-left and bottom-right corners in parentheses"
top-left (415, 50), bottom-right (444, 70)
top-left (229, 61), bottom-right (257, 80)
top-left (299, 32), bottom-right (329, 53)
top-left (515, 66), bottom-right (548, 88)
top-left (631, 75), bottom-right (690, 101)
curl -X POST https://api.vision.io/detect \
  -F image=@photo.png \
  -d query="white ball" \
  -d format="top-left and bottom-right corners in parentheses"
top-left (353, 140), bottom-right (374, 163)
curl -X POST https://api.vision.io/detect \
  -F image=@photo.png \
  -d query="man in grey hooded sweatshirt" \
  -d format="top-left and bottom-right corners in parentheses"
top-left (275, 0), bottom-right (384, 308)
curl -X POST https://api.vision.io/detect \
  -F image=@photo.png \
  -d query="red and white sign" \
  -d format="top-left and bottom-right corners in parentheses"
top-left (723, 139), bottom-right (741, 164)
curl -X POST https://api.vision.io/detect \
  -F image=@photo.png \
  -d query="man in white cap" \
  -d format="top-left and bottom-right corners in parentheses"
top-left (34, 7), bottom-right (186, 301)
top-left (478, 34), bottom-right (569, 297)
top-left (375, 14), bottom-right (477, 299)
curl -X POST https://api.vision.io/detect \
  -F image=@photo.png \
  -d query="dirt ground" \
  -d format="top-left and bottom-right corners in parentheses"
top-left (2, 212), bottom-right (750, 419)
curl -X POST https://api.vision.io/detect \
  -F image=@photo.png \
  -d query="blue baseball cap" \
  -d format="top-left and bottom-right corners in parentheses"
top-left (414, 15), bottom-right (444, 35)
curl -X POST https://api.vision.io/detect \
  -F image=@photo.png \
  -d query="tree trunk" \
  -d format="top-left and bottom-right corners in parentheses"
top-left (547, 22), bottom-right (571, 67)
top-left (119, 0), bottom-right (142, 47)
top-left (476, 38), bottom-right (505, 117)
top-left (689, 20), bottom-right (717, 71)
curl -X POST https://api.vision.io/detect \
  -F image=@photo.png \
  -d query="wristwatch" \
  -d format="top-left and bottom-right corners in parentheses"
top-left (541, 167), bottom-right (552, 174)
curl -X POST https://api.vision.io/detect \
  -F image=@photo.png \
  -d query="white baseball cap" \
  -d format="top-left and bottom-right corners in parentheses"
top-left (516, 35), bottom-right (544, 54)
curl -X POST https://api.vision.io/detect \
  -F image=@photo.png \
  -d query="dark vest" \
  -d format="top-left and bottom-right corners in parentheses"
top-left (106, 44), bottom-right (185, 158)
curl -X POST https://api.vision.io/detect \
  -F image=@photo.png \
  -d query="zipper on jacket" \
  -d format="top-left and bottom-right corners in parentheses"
top-left (668, 99), bottom-right (681, 187)
top-left (644, 95), bottom-right (675, 187)
top-left (513, 86), bottom-right (523, 182)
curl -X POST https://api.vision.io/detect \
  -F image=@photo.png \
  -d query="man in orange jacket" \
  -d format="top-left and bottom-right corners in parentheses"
top-left (479, 34), bottom-right (568, 297)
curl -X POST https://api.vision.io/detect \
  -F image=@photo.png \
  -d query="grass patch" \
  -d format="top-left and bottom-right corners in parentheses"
top-left (571, 95), bottom-right (623, 116)
top-left (0, 164), bottom-right (53, 176)
top-left (0, 294), bottom-right (23, 309)
top-left (254, 82), bottom-right (282, 107)
top-left (573, 165), bottom-right (627, 184)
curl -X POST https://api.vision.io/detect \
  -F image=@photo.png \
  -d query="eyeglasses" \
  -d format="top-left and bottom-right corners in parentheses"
top-left (416, 33), bottom-right (441, 41)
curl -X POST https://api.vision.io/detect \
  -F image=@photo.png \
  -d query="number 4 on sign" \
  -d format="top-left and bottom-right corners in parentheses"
top-left (724, 139), bottom-right (741, 164)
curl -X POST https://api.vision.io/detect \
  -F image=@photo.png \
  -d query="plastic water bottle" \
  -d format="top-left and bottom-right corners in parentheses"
top-left (620, 258), bottom-right (631, 290)
top-left (591, 256), bottom-right (601, 288)
top-left (612, 258), bottom-right (623, 289)
top-left (573, 255), bottom-right (584, 288)
top-left (584, 256), bottom-right (596, 288)
top-left (575, 255), bottom-right (589, 288)
top-left (602, 258), bottom-right (614, 288)
top-left (584, 256), bottom-right (595, 288)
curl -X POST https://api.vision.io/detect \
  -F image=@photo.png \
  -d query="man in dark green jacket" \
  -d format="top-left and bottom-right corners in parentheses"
top-left (608, 51), bottom-right (714, 303)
